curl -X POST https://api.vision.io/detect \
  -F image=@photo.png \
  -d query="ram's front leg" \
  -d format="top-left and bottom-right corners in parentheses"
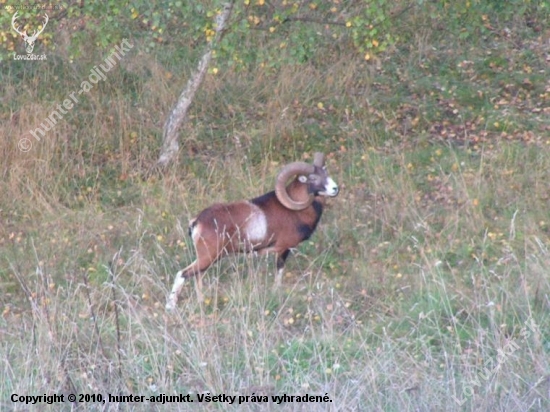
top-left (273, 249), bottom-right (291, 289)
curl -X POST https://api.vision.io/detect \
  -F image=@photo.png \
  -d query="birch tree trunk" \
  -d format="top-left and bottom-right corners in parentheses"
top-left (156, 2), bottom-right (234, 168)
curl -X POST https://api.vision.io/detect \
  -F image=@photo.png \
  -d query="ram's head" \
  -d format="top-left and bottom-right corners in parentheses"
top-left (275, 152), bottom-right (339, 210)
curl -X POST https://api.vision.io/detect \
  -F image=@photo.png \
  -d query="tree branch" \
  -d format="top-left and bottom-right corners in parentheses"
top-left (282, 15), bottom-right (347, 26)
top-left (156, 1), bottom-right (234, 169)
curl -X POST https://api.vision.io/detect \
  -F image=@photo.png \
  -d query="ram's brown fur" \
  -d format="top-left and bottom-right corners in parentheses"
top-left (166, 156), bottom-right (338, 311)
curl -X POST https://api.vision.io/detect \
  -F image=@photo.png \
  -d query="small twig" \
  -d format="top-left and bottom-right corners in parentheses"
top-left (108, 249), bottom-right (124, 381)
top-left (282, 16), bottom-right (347, 26)
top-left (280, 3), bottom-right (415, 27)
top-left (82, 270), bottom-right (109, 361)
top-left (390, 3), bottom-right (415, 19)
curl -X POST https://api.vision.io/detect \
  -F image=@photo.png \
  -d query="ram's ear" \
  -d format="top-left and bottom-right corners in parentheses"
top-left (298, 175), bottom-right (308, 183)
top-left (313, 152), bottom-right (325, 167)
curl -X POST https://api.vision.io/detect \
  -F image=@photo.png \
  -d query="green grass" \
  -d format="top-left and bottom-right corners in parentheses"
top-left (1, 3), bottom-right (550, 411)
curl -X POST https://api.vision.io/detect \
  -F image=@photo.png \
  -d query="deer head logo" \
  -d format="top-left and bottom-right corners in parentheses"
top-left (12, 12), bottom-right (49, 54)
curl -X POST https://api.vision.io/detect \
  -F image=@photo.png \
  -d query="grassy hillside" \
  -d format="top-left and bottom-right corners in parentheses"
top-left (1, 2), bottom-right (549, 411)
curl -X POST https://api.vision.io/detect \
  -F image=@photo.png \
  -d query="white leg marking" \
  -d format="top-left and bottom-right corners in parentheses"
top-left (166, 269), bottom-right (186, 312)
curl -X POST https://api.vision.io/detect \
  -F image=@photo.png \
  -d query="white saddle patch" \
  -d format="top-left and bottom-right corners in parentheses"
top-left (245, 204), bottom-right (268, 244)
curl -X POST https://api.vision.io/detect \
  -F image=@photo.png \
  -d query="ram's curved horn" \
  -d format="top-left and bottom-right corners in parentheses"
top-left (313, 152), bottom-right (325, 167)
top-left (275, 162), bottom-right (315, 210)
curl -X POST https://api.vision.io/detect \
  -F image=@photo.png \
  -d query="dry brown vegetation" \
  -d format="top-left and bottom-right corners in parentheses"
top-left (1, 3), bottom-right (550, 411)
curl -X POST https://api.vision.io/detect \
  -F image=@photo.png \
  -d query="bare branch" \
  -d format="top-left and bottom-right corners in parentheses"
top-left (156, 1), bottom-right (234, 169)
top-left (282, 16), bottom-right (347, 27)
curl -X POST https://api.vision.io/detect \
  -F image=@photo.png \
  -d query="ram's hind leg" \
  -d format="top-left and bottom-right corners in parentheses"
top-left (166, 232), bottom-right (223, 311)
top-left (166, 260), bottom-right (203, 312)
